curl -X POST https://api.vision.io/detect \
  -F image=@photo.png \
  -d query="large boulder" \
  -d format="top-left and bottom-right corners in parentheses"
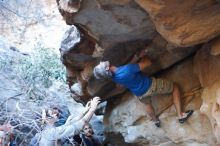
top-left (57, 0), bottom-right (205, 104)
top-left (135, 0), bottom-right (220, 47)
top-left (56, 1), bottom-right (220, 145)
top-left (194, 41), bottom-right (220, 143)
top-left (57, 0), bottom-right (156, 49)
top-left (210, 36), bottom-right (220, 56)
top-left (200, 81), bottom-right (220, 144)
top-left (194, 41), bottom-right (220, 87)
top-left (104, 57), bottom-right (216, 145)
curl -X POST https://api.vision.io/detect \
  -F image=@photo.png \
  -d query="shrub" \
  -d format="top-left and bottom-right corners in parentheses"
top-left (0, 47), bottom-right (66, 100)
top-left (17, 47), bottom-right (65, 88)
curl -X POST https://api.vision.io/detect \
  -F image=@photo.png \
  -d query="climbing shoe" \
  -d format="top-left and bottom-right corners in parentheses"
top-left (154, 120), bottom-right (161, 128)
top-left (178, 110), bottom-right (194, 124)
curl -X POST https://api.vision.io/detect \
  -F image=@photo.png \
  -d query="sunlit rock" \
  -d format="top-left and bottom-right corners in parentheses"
top-left (194, 44), bottom-right (220, 87)
top-left (194, 45), bottom-right (220, 143)
top-left (0, 0), bottom-right (67, 53)
top-left (59, 0), bottom-right (82, 13)
top-left (200, 82), bottom-right (220, 143)
top-left (210, 36), bottom-right (220, 56)
top-left (135, 0), bottom-right (220, 47)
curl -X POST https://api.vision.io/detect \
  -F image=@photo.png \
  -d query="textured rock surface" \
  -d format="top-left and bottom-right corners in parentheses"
top-left (104, 57), bottom-right (217, 145)
top-left (56, 0), bottom-right (220, 145)
top-left (194, 43), bottom-right (220, 143)
top-left (105, 95), bottom-right (215, 145)
top-left (58, 1), bottom-right (199, 103)
top-left (210, 36), bottom-right (220, 56)
top-left (0, 0), bottom-right (68, 53)
top-left (58, 0), bottom-right (156, 48)
top-left (200, 81), bottom-right (220, 144)
top-left (135, 0), bottom-right (220, 47)
top-left (194, 43), bottom-right (220, 87)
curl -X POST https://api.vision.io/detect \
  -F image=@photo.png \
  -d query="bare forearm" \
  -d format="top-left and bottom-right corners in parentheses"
top-left (74, 108), bottom-right (89, 121)
top-left (82, 108), bottom-right (96, 123)
top-left (62, 109), bottom-right (96, 137)
top-left (75, 113), bottom-right (85, 121)
top-left (64, 109), bottom-right (95, 133)
top-left (65, 109), bottom-right (89, 125)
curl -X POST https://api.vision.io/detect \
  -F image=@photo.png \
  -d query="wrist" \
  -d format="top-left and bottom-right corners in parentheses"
top-left (90, 107), bottom-right (96, 112)
top-left (83, 108), bottom-right (89, 114)
top-left (80, 113), bottom-right (85, 118)
top-left (81, 110), bottom-right (87, 116)
top-left (81, 117), bottom-right (87, 123)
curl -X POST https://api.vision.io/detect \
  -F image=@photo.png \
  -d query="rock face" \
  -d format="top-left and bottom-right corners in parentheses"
top-left (58, 0), bottom-right (198, 103)
top-left (0, 0), bottom-right (68, 53)
top-left (201, 81), bottom-right (220, 144)
top-left (135, 0), bottom-right (220, 47)
top-left (57, 0), bottom-right (220, 145)
top-left (194, 42), bottom-right (220, 143)
top-left (194, 42), bottom-right (220, 88)
top-left (104, 58), bottom-right (216, 145)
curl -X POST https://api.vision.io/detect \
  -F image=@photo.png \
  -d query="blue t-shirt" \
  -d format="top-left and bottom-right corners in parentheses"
top-left (112, 64), bottom-right (152, 96)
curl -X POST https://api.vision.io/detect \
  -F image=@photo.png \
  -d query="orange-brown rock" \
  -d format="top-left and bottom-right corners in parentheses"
top-left (210, 36), bottom-right (220, 56)
top-left (200, 81), bottom-right (220, 143)
top-left (194, 44), bottom-right (220, 87)
top-left (135, 0), bottom-right (220, 47)
top-left (194, 42), bottom-right (220, 142)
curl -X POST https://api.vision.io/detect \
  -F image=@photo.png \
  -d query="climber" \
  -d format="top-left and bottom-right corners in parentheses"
top-left (30, 96), bottom-right (100, 146)
top-left (93, 52), bottom-right (193, 128)
top-left (80, 122), bottom-right (103, 146)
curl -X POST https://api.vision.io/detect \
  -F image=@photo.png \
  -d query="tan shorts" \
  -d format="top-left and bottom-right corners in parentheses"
top-left (138, 78), bottom-right (173, 104)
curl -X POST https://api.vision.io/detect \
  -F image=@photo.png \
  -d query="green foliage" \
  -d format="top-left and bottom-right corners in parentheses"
top-left (17, 47), bottom-right (65, 88)
top-left (0, 47), bottom-right (66, 100)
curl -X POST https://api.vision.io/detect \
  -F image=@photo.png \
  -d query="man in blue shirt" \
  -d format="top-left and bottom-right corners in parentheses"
top-left (93, 56), bottom-right (193, 127)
